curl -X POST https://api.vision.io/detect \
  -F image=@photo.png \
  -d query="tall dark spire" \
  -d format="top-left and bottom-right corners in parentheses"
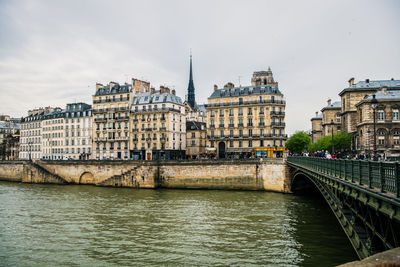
top-left (187, 52), bottom-right (195, 109)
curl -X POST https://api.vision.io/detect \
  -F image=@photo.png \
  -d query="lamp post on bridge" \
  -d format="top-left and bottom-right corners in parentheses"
top-left (371, 94), bottom-right (378, 161)
top-left (330, 119), bottom-right (334, 155)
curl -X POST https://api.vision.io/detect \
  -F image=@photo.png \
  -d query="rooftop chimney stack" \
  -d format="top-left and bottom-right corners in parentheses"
top-left (366, 79), bottom-right (370, 83)
top-left (214, 84), bottom-right (218, 91)
top-left (172, 89), bottom-right (176, 95)
top-left (315, 111), bottom-right (318, 117)
top-left (348, 77), bottom-right (355, 86)
top-left (327, 99), bottom-right (332, 106)
top-left (382, 86), bottom-right (388, 95)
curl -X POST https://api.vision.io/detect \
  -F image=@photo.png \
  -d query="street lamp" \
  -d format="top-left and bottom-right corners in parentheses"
top-left (371, 94), bottom-right (378, 161)
top-left (330, 119), bottom-right (334, 155)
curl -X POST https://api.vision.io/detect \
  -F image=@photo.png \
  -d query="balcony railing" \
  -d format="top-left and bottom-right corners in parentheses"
top-left (205, 99), bottom-right (286, 108)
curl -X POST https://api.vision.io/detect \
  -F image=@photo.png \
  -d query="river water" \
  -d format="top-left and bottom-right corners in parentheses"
top-left (0, 181), bottom-right (357, 266)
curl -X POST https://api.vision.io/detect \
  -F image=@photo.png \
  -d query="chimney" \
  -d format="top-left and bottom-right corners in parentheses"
top-left (214, 84), bottom-right (218, 91)
top-left (348, 77), bottom-right (355, 86)
top-left (327, 99), bottom-right (332, 106)
top-left (96, 83), bottom-right (103, 90)
top-left (382, 86), bottom-right (388, 95)
top-left (391, 78), bottom-right (394, 80)
top-left (366, 79), bottom-right (370, 83)
top-left (315, 111), bottom-right (318, 117)
top-left (172, 89), bottom-right (176, 95)
top-left (224, 82), bottom-right (234, 89)
top-left (160, 85), bottom-right (167, 94)
top-left (150, 87), bottom-right (155, 94)
top-left (109, 81), bottom-right (116, 89)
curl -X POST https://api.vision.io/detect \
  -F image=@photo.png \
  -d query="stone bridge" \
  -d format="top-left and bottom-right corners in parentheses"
top-left (287, 156), bottom-right (400, 260)
top-left (0, 158), bottom-right (290, 192)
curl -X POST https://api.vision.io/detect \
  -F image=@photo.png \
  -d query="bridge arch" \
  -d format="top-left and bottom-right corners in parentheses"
top-left (291, 171), bottom-right (320, 194)
top-left (79, 172), bottom-right (95, 184)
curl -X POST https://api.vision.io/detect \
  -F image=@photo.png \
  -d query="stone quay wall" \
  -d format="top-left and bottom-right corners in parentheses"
top-left (0, 159), bottom-right (290, 192)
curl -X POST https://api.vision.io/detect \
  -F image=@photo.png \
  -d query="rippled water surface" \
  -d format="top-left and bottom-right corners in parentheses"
top-left (0, 181), bottom-right (357, 266)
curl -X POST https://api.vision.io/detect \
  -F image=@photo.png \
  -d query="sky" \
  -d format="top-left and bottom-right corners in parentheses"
top-left (0, 0), bottom-right (399, 134)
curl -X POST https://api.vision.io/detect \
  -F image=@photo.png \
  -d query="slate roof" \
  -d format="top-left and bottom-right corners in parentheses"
top-left (0, 121), bottom-right (20, 130)
top-left (132, 92), bottom-right (183, 105)
top-left (95, 83), bottom-right (132, 96)
top-left (347, 80), bottom-right (400, 90)
top-left (322, 101), bottom-right (341, 109)
top-left (186, 121), bottom-right (206, 131)
top-left (311, 113), bottom-right (322, 120)
top-left (209, 85), bottom-right (282, 99)
top-left (365, 90), bottom-right (400, 101)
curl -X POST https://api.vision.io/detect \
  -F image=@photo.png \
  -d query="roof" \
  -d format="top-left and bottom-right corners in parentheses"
top-left (311, 113), bottom-right (322, 120)
top-left (321, 101), bottom-right (341, 111)
top-left (348, 80), bottom-right (400, 90)
top-left (197, 104), bottom-right (206, 113)
top-left (42, 110), bottom-right (66, 120)
top-left (186, 121), bottom-right (206, 131)
top-left (95, 83), bottom-right (132, 96)
top-left (209, 85), bottom-right (282, 99)
top-left (132, 92), bottom-right (183, 105)
top-left (365, 90), bottom-right (400, 101)
top-left (0, 121), bottom-right (20, 130)
top-left (340, 79), bottom-right (400, 96)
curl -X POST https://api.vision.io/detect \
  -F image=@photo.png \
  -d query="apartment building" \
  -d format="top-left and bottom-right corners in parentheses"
top-left (42, 110), bottom-right (65, 160)
top-left (19, 107), bottom-right (57, 160)
top-left (186, 121), bottom-right (206, 159)
top-left (92, 79), bottom-right (149, 160)
top-left (130, 86), bottom-right (186, 160)
top-left (206, 68), bottom-right (287, 159)
top-left (64, 103), bottom-right (92, 160)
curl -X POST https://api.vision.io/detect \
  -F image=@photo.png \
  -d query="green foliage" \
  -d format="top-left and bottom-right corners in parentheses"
top-left (286, 131), bottom-right (310, 153)
top-left (309, 131), bottom-right (352, 153)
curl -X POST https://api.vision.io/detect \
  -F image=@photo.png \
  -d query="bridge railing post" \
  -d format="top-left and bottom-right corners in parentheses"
top-left (396, 162), bottom-right (399, 198)
top-left (368, 161), bottom-right (372, 189)
top-left (351, 160), bottom-right (354, 183)
top-left (380, 162), bottom-right (384, 193)
top-left (358, 161), bottom-right (362, 185)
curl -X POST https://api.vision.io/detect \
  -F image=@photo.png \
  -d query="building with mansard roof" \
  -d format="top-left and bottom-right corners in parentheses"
top-left (206, 67), bottom-right (287, 159)
top-left (130, 86), bottom-right (186, 160)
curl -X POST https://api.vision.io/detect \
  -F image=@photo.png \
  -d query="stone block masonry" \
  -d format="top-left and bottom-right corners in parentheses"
top-left (0, 159), bottom-right (291, 193)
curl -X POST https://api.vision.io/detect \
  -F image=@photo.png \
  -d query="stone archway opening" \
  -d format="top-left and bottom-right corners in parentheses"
top-left (79, 172), bottom-right (95, 184)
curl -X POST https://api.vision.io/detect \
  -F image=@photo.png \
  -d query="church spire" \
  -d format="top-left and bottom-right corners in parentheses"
top-left (187, 52), bottom-right (195, 108)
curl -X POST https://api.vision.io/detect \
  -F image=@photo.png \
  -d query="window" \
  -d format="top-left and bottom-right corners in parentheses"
top-left (238, 108), bottom-right (243, 116)
top-left (230, 141), bottom-right (233, 147)
top-left (378, 137), bottom-right (385, 145)
top-left (378, 110), bottom-right (385, 121)
top-left (259, 107), bottom-right (264, 114)
top-left (239, 141), bottom-right (242, 147)
top-left (248, 129), bottom-right (252, 137)
top-left (260, 140), bottom-right (264, 147)
top-left (220, 130), bottom-right (224, 137)
top-left (229, 109), bottom-right (233, 116)
top-left (248, 140), bottom-right (252, 147)
top-left (191, 132), bottom-right (195, 138)
top-left (393, 109), bottom-right (399, 121)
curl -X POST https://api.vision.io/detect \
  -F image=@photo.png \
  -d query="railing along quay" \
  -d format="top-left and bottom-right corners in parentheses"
top-left (287, 156), bottom-right (400, 198)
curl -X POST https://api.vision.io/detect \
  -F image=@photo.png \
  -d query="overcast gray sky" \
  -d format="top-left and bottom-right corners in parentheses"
top-left (0, 0), bottom-right (399, 134)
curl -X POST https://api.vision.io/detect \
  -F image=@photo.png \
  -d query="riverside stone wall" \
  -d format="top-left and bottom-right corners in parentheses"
top-left (0, 159), bottom-right (290, 192)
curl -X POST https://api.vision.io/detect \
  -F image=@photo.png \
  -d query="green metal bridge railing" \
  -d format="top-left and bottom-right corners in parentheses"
top-left (287, 156), bottom-right (400, 198)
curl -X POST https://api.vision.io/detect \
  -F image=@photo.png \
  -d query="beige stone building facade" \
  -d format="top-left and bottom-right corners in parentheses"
top-left (206, 68), bottom-right (287, 159)
top-left (355, 88), bottom-right (400, 157)
top-left (92, 79), bottom-right (150, 160)
top-left (64, 103), bottom-right (92, 160)
top-left (42, 110), bottom-right (65, 160)
top-left (130, 86), bottom-right (186, 160)
top-left (321, 99), bottom-right (341, 136)
top-left (19, 107), bottom-right (57, 160)
top-left (186, 121), bottom-right (206, 159)
top-left (310, 112), bottom-right (323, 143)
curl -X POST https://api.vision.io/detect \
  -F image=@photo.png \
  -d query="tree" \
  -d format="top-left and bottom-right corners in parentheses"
top-left (286, 131), bottom-right (310, 153)
top-left (309, 131), bottom-right (352, 153)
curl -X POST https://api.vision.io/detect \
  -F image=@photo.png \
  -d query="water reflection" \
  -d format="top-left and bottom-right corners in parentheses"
top-left (0, 182), bottom-right (357, 266)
